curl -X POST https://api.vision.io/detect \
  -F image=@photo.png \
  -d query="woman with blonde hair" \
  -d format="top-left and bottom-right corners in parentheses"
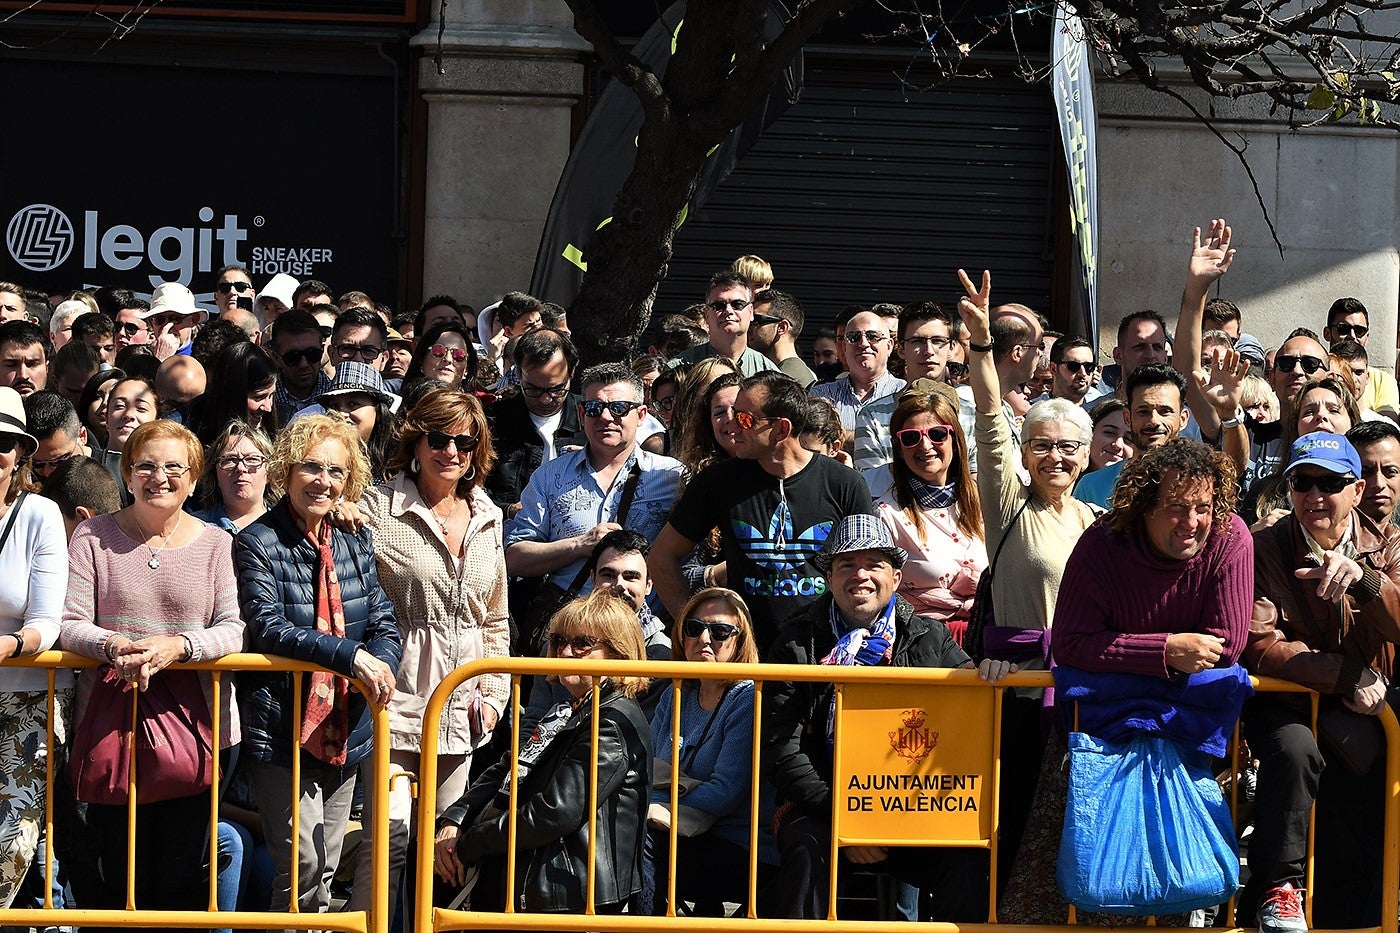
top-left (434, 590), bottom-right (652, 915)
top-left (878, 391), bottom-right (987, 639)
top-left (638, 587), bottom-right (774, 916)
top-left (349, 387), bottom-right (509, 913)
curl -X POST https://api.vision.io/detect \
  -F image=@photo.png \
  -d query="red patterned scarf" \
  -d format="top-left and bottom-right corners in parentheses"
top-left (300, 521), bottom-right (350, 765)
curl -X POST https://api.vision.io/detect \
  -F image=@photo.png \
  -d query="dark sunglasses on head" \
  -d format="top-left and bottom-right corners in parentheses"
top-left (581, 399), bottom-right (642, 419)
top-left (116, 321), bottom-right (145, 336)
top-left (429, 344), bottom-right (469, 363)
top-left (279, 347), bottom-right (321, 367)
top-left (1059, 360), bottom-right (1095, 374)
top-left (215, 281), bottom-right (253, 294)
top-left (1276, 354), bottom-right (1326, 375)
top-left (549, 633), bottom-right (601, 654)
top-left (944, 361), bottom-right (969, 379)
top-left (1287, 472), bottom-right (1355, 494)
top-left (425, 430), bottom-right (480, 452)
top-left (682, 618), bottom-right (740, 642)
top-left (896, 424), bottom-right (955, 448)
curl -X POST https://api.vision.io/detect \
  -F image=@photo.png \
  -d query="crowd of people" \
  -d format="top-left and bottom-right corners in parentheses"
top-left (0, 217), bottom-right (1394, 933)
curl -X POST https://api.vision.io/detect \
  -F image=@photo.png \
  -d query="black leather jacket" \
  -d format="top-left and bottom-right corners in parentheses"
top-left (442, 684), bottom-right (652, 911)
top-left (483, 392), bottom-right (587, 511)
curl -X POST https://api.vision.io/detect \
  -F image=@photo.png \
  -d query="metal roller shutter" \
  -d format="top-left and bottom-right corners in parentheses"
top-left (653, 45), bottom-right (1057, 335)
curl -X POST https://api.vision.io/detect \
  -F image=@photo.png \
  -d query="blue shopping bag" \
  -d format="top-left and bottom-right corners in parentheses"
top-left (1056, 731), bottom-right (1239, 915)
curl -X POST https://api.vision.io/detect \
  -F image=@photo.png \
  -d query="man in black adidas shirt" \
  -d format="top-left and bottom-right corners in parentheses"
top-left (650, 370), bottom-right (875, 653)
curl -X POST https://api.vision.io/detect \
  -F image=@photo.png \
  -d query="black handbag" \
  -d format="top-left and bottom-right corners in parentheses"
top-left (963, 495), bottom-right (1030, 661)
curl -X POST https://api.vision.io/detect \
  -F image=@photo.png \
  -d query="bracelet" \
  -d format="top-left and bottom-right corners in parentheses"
top-left (968, 340), bottom-right (994, 353)
top-left (103, 634), bottom-right (121, 662)
top-left (180, 634), bottom-right (195, 663)
top-left (703, 565), bottom-right (715, 588)
top-left (8, 633), bottom-right (22, 658)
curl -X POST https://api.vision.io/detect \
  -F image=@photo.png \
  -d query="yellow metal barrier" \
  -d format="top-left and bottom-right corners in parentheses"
top-left (414, 660), bottom-right (1400, 933)
top-left (0, 650), bottom-right (392, 933)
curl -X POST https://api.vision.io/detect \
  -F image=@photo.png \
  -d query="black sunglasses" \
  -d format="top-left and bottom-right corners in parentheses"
top-left (116, 321), bottom-right (145, 336)
top-left (0, 435), bottom-right (23, 456)
top-left (215, 281), bottom-right (253, 294)
top-left (944, 361), bottom-right (969, 379)
top-left (279, 347), bottom-right (322, 367)
top-left (1288, 472), bottom-right (1355, 494)
top-left (1276, 354), bottom-right (1325, 375)
top-left (1332, 322), bottom-right (1369, 338)
top-left (682, 618), bottom-right (740, 642)
top-left (425, 430), bottom-right (480, 452)
top-left (1058, 360), bottom-right (1095, 374)
top-left (581, 399), bottom-right (643, 419)
top-left (549, 633), bottom-right (601, 654)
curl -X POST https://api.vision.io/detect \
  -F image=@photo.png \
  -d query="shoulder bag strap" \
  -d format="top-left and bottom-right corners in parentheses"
top-left (0, 492), bottom-right (27, 558)
top-left (984, 493), bottom-right (1032, 587)
top-left (561, 463), bottom-right (643, 598)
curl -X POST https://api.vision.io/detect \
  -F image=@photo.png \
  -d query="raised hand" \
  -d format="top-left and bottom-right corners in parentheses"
top-left (956, 268), bottom-right (992, 341)
top-left (1193, 346), bottom-right (1251, 419)
top-left (1186, 218), bottom-right (1236, 293)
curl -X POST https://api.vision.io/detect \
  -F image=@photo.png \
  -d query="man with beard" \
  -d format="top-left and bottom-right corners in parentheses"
top-left (1348, 420), bottom-right (1400, 527)
top-left (0, 320), bottom-right (48, 398)
top-left (1051, 336), bottom-right (1100, 405)
top-left (748, 290), bottom-right (817, 389)
top-left (670, 272), bottom-right (779, 377)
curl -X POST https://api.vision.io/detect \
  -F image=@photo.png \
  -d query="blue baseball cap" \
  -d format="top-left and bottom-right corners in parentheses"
top-left (1285, 431), bottom-right (1362, 477)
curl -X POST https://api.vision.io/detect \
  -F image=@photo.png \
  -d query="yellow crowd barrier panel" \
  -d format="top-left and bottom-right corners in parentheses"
top-left (0, 650), bottom-right (392, 933)
top-left (415, 660), bottom-right (1400, 933)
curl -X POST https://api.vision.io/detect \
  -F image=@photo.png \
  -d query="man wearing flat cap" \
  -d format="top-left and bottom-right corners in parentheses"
top-left (762, 514), bottom-right (1012, 922)
top-left (1242, 431), bottom-right (1400, 933)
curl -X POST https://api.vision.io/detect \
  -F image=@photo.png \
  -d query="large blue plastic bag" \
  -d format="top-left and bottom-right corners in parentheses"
top-left (1056, 731), bottom-right (1239, 915)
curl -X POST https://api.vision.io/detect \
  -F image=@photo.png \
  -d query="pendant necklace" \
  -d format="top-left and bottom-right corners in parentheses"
top-left (430, 496), bottom-right (463, 536)
top-left (135, 513), bottom-right (181, 569)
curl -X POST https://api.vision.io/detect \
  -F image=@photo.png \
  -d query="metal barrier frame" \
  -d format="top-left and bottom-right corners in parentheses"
top-left (414, 659), bottom-right (1400, 933)
top-left (0, 650), bottom-right (392, 933)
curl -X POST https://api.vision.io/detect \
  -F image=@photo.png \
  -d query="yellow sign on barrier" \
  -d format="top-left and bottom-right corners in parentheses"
top-left (834, 683), bottom-right (997, 844)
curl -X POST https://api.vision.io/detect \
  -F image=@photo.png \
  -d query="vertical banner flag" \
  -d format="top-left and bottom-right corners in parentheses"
top-left (1052, 1), bottom-right (1100, 339)
top-left (530, 1), bottom-right (803, 307)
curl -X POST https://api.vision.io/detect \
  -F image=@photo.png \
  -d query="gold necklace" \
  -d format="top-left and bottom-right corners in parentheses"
top-left (429, 496), bottom-right (463, 535)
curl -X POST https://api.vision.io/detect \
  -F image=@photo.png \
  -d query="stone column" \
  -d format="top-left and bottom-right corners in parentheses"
top-left (413, 0), bottom-right (589, 306)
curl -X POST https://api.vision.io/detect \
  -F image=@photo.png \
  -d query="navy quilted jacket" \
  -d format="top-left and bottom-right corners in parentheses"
top-left (233, 498), bottom-right (403, 768)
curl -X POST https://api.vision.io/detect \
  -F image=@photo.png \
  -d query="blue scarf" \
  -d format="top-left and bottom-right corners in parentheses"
top-left (821, 595), bottom-right (898, 752)
top-left (909, 476), bottom-right (958, 509)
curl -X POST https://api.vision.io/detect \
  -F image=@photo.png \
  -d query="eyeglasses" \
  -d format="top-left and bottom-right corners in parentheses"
top-left (1276, 354), bottom-right (1326, 375)
top-left (334, 343), bottom-right (384, 361)
top-left (549, 633), bottom-right (601, 654)
top-left (581, 399), bottom-right (643, 419)
top-left (132, 461), bottom-right (191, 478)
top-left (1287, 472), bottom-right (1355, 494)
top-left (1058, 360), bottom-right (1095, 374)
top-left (279, 347), bottom-right (322, 367)
top-left (1332, 322), bottom-right (1369, 339)
top-left (733, 410), bottom-right (775, 431)
top-left (1024, 438), bottom-right (1086, 457)
top-left (429, 344), bottom-right (469, 363)
top-left (116, 321), bottom-right (145, 336)
top-left (521, 381), bottom-right (569, 400)
top-left (843, 330), bottom-right (887, 346)
top-left (653, 394), bottom-right (676, 411)
top-left (896, 424), bottom-right (955, 448)
top-left (215, 281), bottom-right (253, 294)
top-left (945, 361), bottom-right (969, 380)
top-left (705, 298), bottom-right (751, 314)
top-left (425, 430), bottom-right (480, 452)
top-left (216, 454), bottom-right (268, 472)
top-left (30, 450), bottom-right (73, 472)
top-left (297, 460), bottom-right (348, 483)
top-left (682, 618), bottom-right (740, 642)
top-left (902, 335), bottom-right (952, 351)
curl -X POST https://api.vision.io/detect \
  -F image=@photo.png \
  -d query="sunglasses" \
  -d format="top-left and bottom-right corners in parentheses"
top-left (549, 633), bottom-right (601, 654)
top-left (682, 618), bottom-right (740, 642)
top-left (279, 347), bottom-right (322, 367)
top-left (944, 361), bottom-right (969, 379)
top-left (750, 313), bottom-right (783, 327)
top-left (425, 430), bottom-right (480, 452)
top-left (896, 424), bottom-right (955, 448)
top-left (843, 330), bottom-right (887, 345)
top-left (1287, 472), bottom-right (1355, 494)
top-left (581, 399), bottom-right (643, 419)
top-left (429, 344), bottom-right (469, 363)
top-left (0, 435), bottom-right (24, 456)
top-left (1276, 354), bottom-right (1326, 375)
top-left (1059, 360), bottom-right (1095, 374)
top-left (1332, 322), bottom-right (1369, 339)
top-left (653, 395), bottom-right (676, 411)
top-left (30, 450), bottom-right (74, 473)
top-left (116, 321), bottom-right (145, 336)
top-left (215, 281), bottom-right (253, 294)
top-left (522, 381), bottom-right (569, 399)
top-left (733, 410), bottom-right (774, 431)
top-left (335, 343), bottom-right (384, 361)
top-left (706, 298), bottom-right (751, 314)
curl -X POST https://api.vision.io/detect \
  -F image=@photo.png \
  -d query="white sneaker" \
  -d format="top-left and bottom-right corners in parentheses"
top-left (1258, 883), bottom-right (1307, 933)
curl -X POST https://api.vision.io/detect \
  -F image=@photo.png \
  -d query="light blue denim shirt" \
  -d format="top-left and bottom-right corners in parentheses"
top-left (505, 445), bottom-right (684, 588)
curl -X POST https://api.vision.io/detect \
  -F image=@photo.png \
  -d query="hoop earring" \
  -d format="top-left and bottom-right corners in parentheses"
top-left (410, 457), bottom-right (420, 474)
top-left (464, 466), bottom-right (476, 482)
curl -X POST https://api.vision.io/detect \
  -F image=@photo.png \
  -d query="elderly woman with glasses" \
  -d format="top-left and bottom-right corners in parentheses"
top-left (636, 587), bottom-right (775, 917)
top-left (876, 392), bottom-right (987, 640)
top-left (433, 591), bottom-right (652, 915)
top-left (233, 414), bottom-right (402, 919)
top-left (347, 387), bottom-right (509, 914)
